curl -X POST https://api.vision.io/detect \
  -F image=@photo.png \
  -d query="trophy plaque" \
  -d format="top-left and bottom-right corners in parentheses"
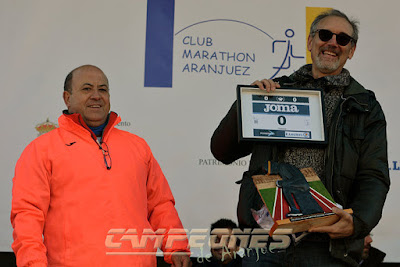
top-left (237, 85), bottom-right (327, 144)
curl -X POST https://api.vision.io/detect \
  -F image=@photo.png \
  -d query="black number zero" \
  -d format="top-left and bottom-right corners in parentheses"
top-left (278, 116), bottom-right (286, 125)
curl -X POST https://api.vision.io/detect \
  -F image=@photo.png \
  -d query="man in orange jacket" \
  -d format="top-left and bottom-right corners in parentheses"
top-left (11, 65), bottom-right (191, 267)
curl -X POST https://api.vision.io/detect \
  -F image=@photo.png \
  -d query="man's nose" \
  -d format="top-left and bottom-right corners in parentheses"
top-left (327, 35), bottom-right (339, 46)
top-left (90, 89), bottom-right (101, 99)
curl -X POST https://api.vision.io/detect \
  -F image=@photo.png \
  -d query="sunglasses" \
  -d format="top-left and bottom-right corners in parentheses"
top-left (315, 29), bottom-right (355, 46)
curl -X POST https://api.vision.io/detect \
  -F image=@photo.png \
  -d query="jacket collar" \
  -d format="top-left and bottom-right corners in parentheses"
top-left (344, 77), bottom-right (368, 96)
top-left (288, 64), bottom-right (371, 107)
top-left (60, 111), bottom-right (121, 141)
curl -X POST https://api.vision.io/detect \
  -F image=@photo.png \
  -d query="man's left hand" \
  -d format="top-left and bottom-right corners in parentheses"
top-left (171, 252), bottom-right (192, 267)
top-left (308, 207), bottom-right (354, 239)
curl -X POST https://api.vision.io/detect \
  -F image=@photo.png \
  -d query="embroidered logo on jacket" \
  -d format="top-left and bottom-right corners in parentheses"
top-left (65, 142), bottom-right (76, 146)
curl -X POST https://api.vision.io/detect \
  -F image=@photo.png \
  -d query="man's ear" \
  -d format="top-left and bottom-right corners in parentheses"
top-left (348, 43), bottom-right (356, 60)
top-left (307, 35), bottom-right (313, 51)
top-left (63, 91), bottom-right (71, 108)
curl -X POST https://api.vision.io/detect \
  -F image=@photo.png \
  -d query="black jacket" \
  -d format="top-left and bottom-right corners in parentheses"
top-left (210, 75), bottom-right (390, 266)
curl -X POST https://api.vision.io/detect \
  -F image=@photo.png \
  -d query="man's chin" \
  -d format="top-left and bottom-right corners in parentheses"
top-left (84, 115), bottom-right (108, 127)
top-left (315, 60), bottom-right (341, 74)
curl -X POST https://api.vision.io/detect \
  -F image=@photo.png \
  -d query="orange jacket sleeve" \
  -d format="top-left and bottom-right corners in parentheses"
top-left (145, 151), bottom-right (190, 263)
top-left (11, 140), bottom-right (51, 267)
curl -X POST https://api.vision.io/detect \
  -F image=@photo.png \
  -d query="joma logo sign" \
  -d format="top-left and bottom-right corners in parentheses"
top-left (264, 104), bottom-right (299, 113)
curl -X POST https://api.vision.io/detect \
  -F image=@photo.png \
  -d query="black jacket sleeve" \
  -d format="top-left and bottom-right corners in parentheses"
top-left (210, 101), bottom-right (253, 164)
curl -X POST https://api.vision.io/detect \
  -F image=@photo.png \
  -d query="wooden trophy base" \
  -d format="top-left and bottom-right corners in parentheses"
top-left (270, 208), bottom-right (353, 235)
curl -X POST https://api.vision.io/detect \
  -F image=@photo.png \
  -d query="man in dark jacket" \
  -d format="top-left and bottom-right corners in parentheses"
top-left (211, 9), bottom-right (390, 267)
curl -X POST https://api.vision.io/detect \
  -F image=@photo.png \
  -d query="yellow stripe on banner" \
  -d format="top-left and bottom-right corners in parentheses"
top-left (306, 7), bottom-right (332, 64)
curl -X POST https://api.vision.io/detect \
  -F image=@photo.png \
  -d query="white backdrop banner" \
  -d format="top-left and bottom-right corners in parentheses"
top-left (1, 0), bottom-right (399, 262)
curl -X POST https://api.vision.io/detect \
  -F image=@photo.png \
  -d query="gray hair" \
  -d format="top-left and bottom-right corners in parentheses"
top-left (310, 9), bottom-right (359, 45)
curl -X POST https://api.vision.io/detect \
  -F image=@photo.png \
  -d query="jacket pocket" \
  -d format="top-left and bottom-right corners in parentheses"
top-left (342, 112), bottom-right (365, 140)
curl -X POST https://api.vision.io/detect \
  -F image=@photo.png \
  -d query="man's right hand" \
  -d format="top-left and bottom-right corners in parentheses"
top-left (251, 79), bottom-right (280, 92)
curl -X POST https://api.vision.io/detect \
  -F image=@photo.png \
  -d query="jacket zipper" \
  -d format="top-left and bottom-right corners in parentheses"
top-left (77, 116), bottom-right (112, 170)
top-left (328, 96), bottom-right (345, 194)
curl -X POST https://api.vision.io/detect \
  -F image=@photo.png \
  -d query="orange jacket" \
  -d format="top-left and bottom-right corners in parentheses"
top-left (11, 112), bottom-right (189, 266)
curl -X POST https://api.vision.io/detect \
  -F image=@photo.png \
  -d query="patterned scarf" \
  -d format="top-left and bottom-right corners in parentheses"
top-left (278, 64), bottom-right (351, 181)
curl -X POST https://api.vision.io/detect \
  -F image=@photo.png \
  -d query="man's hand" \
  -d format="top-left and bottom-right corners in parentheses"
top-left (308, 207), bottom-right (354, 239)
top-left (251, 79), bottom-right (280, 92)
top-left (171, 252), bottom-right (192, 267)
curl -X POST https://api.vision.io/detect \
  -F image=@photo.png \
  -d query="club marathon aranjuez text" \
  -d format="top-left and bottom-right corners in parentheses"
top-left (181, 36), bottom-right (255, 76)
